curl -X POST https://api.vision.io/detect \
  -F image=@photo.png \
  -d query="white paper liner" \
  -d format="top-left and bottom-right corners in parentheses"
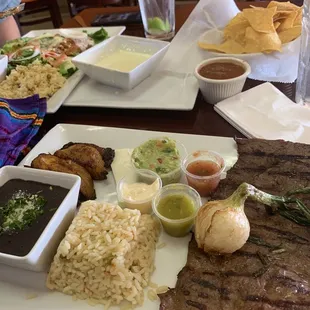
top-left (165, 0), bottom-right (300, 83)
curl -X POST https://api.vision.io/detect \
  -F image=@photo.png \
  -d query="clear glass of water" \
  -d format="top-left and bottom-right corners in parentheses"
top-left (296, 0), bottom-right (310, 105)
top-left (138, 0), bottom-right (175, 41)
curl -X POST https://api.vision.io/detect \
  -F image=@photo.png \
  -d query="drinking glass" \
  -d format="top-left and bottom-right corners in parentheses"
top-left (296, 0), bottom-right (310, 105)
top-left (138, 0), bottom-right (175, 41)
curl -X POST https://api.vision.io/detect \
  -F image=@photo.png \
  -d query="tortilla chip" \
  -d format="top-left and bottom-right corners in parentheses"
top-left (244, 26), bottom-right (282, 53)
top-left (198, 2), bottom-right (301, 55)
top-left (277, 10), bottom-right (298, 32)
top-left (226, 12), bottom-right (247, 26)
top-left (268, 1), bottom-right (300, 11)
top-left (228, 30), bottom-right (247, 46)
top-left (274, 21), bottom-right (281, 30)
top-left (278, 25), bottom-right (301, 43)
top-left (294, 7), bottom-right (303, 26)
top-left (198, 39), bottom-right (245, 54)
top-left (223, 13), bottom-right (249, 44)
top-left (224, 13), bottom-right (249, 32)
top-left (243, 7), bottom-right (277, 33)
top-left (273, 10), bottom-right (295, 22)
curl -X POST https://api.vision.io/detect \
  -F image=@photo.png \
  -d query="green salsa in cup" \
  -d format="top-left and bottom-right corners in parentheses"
top-left (152, 184), bottom-right (201, 237)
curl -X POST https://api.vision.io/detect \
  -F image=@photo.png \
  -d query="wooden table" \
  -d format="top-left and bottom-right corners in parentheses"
top-left (41, 1), bottom-right (294, 139)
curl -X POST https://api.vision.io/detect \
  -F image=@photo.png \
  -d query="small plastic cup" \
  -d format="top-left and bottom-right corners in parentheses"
top-left (181, 150), bottom-right (225, 197)
top-left (131, 137), bottom-right (187, 186)
top-left (117, 169), bottom-right (162, 214)
top-left (152, 183), bottom-right (201, 237)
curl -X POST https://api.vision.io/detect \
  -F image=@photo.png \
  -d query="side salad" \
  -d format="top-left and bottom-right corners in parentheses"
top-left (0, 28), bottom-right (109, 78)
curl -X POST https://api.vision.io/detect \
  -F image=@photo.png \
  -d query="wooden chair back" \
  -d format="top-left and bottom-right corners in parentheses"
top-left (67, 0), bottom-right (132, 17)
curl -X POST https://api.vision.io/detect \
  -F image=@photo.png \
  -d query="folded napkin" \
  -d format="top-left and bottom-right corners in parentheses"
top-left (214, 83), bottom-right (310, 144)
top-left (0, 95), bottom-right (46, 167)
top-left (202, 0), bottom-right (239, 29)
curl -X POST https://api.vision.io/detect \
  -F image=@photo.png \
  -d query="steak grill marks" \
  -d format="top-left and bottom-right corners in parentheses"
top-left (245, 295), bottom-right (310, 308)
top-left (159, 139), bottom-right (310, 310)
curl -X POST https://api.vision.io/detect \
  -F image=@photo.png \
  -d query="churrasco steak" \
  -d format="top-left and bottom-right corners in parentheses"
top-left (159, 138), bottom-right (310, 310)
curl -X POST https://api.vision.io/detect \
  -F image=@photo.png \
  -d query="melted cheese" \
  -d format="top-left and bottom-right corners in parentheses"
top-left (96, 50), bottom-right (152, 72)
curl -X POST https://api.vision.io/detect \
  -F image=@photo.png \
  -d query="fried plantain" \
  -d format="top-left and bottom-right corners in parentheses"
top-left (54, 144), bottom-right (108, 180)
top-left (61, 142), bottom-right (115, 168)
top-left (31, 154), bottom-right (96, 200)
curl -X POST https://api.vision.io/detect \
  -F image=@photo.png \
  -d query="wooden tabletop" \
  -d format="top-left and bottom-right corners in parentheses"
top-left (41, 1), bottom-right (293, 139)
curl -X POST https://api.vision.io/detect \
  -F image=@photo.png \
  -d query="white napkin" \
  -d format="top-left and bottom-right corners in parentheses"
top-left (169, 0), bottom-right (300, 83)
top-left (202, 0), bottom-right (239, 29)
top-left (214, 83), bottom-right (310, 144)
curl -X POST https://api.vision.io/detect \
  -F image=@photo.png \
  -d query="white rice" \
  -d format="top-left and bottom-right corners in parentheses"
top-left (0, 61), bottom-right (66, 99)
top-left (156, 286), bottom-right (169, 294)
top-left (157, 242), bottom-right (166, 249)
top-left (25, 293), bottom-right (38, 300)
top-left (148, 281), bottom-right (158, 289)
top-left (147, 289), bottom-right (158, 302)
top-left (46, 201), bottom-right (160, 306)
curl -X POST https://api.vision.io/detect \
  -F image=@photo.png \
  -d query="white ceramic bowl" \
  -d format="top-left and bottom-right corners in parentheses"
top-left (0, 55), bottom-right (8, 82)
top-left (72, 35), bottom-right (170, 90)
top-left (0, 166), bottom-right (80, 272)
top-left (194, 57), bottom-right (251, 105)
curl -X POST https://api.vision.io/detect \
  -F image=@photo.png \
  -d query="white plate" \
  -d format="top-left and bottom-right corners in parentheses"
top-left (23, 27), bottom-right (126, 114)
top-left (62, 25), bottom-right (200, 111)
top-left (0, 124), bottom-right (238, 310)
top-left (63, 70), bottom-right (198, 110)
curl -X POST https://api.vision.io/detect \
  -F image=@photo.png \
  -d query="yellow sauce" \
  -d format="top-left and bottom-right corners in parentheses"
top-left (121, 179), bottom-right (160, 214)
top-left (96, 50), bottom-right (152, 72)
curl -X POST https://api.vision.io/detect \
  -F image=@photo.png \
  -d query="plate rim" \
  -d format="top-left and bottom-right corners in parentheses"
top-left (21, 26), bottom-right (126, 114)
top-left (19, 123), bottom-right (237, 167)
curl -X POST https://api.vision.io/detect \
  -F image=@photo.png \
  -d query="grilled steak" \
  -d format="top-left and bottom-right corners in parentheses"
top-left (159, 138), bottom-right (310, 310)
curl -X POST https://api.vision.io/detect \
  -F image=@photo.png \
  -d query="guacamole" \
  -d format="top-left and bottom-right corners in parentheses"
top-left (132, 137), bottom-right (182, 185)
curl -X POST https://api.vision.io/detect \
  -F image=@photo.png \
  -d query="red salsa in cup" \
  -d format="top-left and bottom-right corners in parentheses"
top-left (186, 160), bottom-right (220, 177)
top-left (182, 151), bottom-right (225, 196)
top-left (199, 62), bottom-right (245, 80)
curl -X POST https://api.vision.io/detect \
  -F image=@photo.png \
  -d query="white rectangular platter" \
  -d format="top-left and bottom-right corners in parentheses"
top-left (0, 124), bottom-right (238, 310)
top-left (62, 11), bottom-right (202, 111)
top-left (63, 71), bottom-right (199, 111)
top-left (24, 27), bottom-right (126, 114)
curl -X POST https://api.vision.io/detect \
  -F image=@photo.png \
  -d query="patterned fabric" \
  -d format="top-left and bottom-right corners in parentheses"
top-left (0, 95), bottom-right (46, 167)
top-left (0, 0), bottom-right (20, 23)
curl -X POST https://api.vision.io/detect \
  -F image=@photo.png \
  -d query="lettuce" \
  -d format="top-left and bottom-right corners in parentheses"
top-left (86, 27), bottom-right (109, 44)
top-left (0, 38), bottom-right (30, 54)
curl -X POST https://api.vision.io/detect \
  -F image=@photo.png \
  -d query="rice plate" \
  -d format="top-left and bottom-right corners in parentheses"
top-left (46, 201), bottom-right (160, 307)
